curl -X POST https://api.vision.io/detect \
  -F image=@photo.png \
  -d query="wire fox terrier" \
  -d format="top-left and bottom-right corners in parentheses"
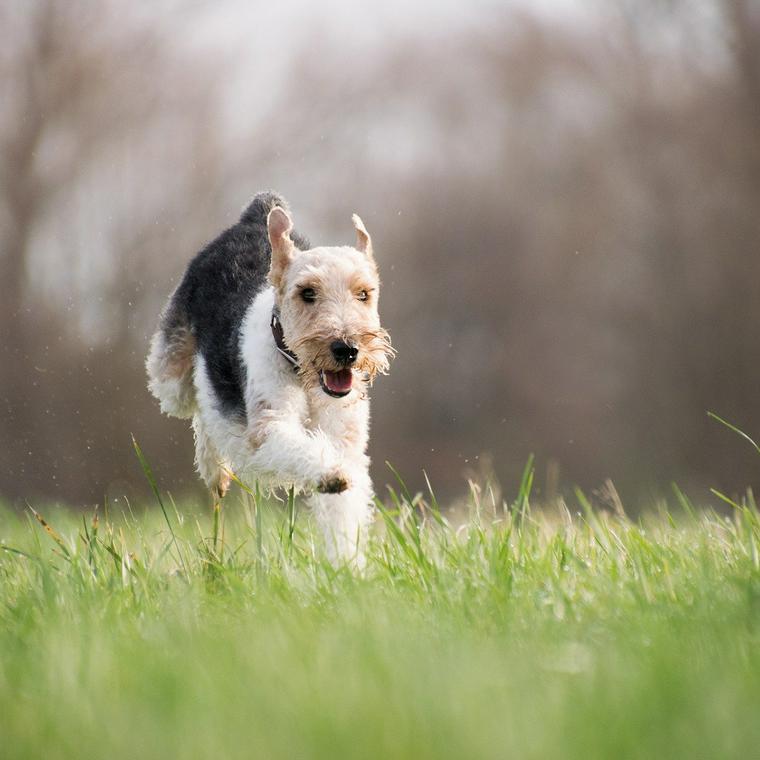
top-left (146, 191), bottom-right (392, 566)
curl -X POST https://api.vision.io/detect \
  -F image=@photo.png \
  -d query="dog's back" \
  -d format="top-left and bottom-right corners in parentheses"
top-left (146, 191), bottom-right (309, 421)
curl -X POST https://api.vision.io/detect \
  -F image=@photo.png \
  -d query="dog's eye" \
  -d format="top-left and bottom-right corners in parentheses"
top-left (357, 290), bottom-right (369, 302)
top-left (301, 288), bottom-right (317, 303)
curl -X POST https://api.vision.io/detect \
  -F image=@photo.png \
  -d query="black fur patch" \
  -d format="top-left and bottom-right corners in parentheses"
top-left (160, 191), bottom-right (309, 420)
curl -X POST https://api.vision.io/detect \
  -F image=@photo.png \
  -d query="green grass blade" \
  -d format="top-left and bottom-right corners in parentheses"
top-left (708, 411), bottom-right (760, 456)
top-left (131, 435), bottom-right (188, 577)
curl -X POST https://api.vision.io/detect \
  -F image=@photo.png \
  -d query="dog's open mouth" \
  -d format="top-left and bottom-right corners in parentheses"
top-left (320, 369), bottom-right (353, 397)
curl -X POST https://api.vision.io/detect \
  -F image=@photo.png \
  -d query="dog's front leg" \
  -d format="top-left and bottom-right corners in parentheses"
top-left (245, 414), bottom-right (349, 493)
top-left (308, 460), bottom-right (373, 569)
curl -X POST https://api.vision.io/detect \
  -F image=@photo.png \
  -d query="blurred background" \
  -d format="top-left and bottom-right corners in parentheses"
top-left (1, 0), bottom-right (759, 509)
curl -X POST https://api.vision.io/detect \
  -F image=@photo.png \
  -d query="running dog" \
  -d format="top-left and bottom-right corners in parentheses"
top-left (146, 191), bottom-right (392, 566)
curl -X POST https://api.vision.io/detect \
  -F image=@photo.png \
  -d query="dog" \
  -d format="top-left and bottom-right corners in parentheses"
top-left (146, 191), bottom-right (392, 566)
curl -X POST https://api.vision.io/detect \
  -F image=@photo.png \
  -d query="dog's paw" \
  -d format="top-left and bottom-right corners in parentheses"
top-left (317, 472), bottom-right (351, 494)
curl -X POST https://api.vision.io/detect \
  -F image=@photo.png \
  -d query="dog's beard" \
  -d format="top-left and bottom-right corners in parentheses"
top-left (292, 329), bottom-right (394, 397)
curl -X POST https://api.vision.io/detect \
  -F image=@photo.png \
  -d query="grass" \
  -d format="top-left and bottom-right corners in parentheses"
top-left (2, 465), bottom-right (760, 760)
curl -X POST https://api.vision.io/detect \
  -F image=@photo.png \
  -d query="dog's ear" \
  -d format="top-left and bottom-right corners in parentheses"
top-left (268, 206), bottom-right (295, 288)
top-left (352, 214), bottom-right (373, 260)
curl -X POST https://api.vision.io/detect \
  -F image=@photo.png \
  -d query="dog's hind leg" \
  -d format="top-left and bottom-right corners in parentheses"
top-left (191, 409), bottom-right (234, 561)
top-left (192, 413), bottom-right (231, 556)
top-left (192, 414), bottom-right (231, 500)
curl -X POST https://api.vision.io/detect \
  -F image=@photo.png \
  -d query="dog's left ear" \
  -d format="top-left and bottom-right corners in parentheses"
top-left (352, 214), bottom-right (373, 260)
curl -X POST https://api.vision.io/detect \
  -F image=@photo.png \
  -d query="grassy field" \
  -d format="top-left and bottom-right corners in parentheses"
top-left (2, 465), bottom-right (760, 759)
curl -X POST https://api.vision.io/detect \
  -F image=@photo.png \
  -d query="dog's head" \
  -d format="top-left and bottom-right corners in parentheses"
top-left (267, 206), bottom-right (393, 398)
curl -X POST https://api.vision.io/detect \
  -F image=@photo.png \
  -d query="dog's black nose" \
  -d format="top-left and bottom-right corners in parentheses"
top-left (331, 340), bottom-right (358, 365)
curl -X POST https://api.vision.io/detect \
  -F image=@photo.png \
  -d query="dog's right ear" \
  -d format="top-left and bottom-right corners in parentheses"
top-left (267, 206), bottom-right (295, 288)
top-left (352, 214), bottom-right (373, 260)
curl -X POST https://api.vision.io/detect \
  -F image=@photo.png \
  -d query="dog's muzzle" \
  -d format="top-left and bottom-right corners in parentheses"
top-left (319, 341), bottom-right (357, 397)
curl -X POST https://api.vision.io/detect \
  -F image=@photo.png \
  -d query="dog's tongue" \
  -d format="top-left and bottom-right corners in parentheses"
top-left (323, 369), bottom-right (353, 394)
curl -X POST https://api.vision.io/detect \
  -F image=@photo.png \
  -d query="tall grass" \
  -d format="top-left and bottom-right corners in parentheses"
top-left (1, 460), bottom-right (759, 759)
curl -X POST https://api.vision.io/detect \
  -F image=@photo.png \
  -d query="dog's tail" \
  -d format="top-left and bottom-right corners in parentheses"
top-left (239, 190), bottom-right (290, 225)
top-left (239, 190), bottom-right (310, 250)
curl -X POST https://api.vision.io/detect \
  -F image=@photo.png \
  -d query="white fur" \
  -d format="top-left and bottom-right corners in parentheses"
top-left (190, 286), bottom-right (374, 567)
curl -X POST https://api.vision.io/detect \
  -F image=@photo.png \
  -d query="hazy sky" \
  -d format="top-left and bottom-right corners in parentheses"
top-left (181, 0), bottom-right (590, 77)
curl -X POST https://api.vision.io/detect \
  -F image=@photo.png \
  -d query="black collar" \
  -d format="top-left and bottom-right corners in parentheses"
top-left (270, 308), bottom-right (299, 371)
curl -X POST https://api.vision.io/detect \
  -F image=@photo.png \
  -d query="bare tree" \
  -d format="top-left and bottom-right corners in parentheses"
top-left (0, 1), bottom-right (227, 502)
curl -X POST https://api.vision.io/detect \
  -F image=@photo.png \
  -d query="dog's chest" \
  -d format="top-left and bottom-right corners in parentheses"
top-left (305, 393), bottom-right (369, 454)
